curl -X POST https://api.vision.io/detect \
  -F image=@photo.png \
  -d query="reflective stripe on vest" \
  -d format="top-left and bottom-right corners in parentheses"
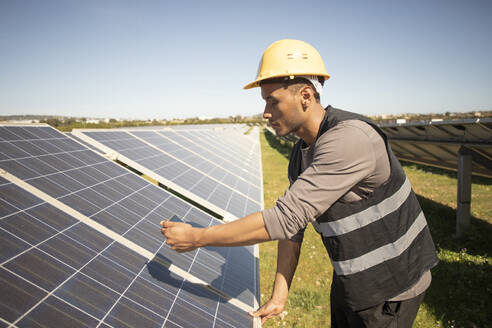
top-left (312, 177), bottom-right (412, 237)
top-left (330, 211), bottom-right (427, 275)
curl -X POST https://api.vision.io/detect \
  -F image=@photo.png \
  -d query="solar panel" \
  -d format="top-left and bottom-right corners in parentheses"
top-left (0, 124), bottom-right (259, 326)
top-left (73, 129), bottom-right (262, 219)
top-left (66, 132), bottom-right (105, 155)
top-left (136, 130), bottom-right (261, 203)
top-left (379, 118), bottom-right (492, 177)
top-left (158, 129), bottom-right (262, 188)
top-left (0, 177), bottom-right (253, 327)
top-left (175, 130), bottom-right (261, 180)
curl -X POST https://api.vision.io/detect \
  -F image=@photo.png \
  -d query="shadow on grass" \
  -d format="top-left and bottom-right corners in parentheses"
top-left (425, 259), bottom-right (490, 327)
top-left (418, 194), bottom-right (491, 327)
top-left (400, 160), bottom-right (492, 186)
top-left (417, 194), bottom-right (491, 256)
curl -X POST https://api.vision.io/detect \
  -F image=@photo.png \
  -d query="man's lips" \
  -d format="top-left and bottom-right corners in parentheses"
top-left (270, 121), bottom-right (279, 128)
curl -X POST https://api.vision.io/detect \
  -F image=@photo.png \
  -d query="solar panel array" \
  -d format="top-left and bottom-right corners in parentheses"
top-left (0, 124), bottom-right (261, 328)
top-left (379, 118), bottom-right (492, 178)
top-left (267, 117), bottom-right (492, 178)
top-left (73, 126), bottom-right (263, 220)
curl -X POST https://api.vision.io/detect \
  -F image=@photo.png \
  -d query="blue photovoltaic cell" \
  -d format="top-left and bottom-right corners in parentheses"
top-left (0, 125), bottom-right (258, 316)
top-left (0, 180), bottom-right (253, 327)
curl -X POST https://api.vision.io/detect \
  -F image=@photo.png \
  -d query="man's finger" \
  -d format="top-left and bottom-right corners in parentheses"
top-left (161, 220), bottom-right (180, 228)
top-left (248, 306), bottom-right (266, 317)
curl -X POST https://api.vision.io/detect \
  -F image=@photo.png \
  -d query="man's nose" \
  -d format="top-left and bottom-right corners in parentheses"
top-left (263, 107), bottom-right (272, 119)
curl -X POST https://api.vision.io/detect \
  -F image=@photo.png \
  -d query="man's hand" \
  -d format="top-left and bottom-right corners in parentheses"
top-left (160, 221), bottom-right (202, 253)
top-left (249, 298), bottom-right (286, 324)
top-left (249, 240), bottom-right (301, 324)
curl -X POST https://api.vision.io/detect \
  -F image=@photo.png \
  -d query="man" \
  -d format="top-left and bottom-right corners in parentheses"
top-left (161, 39), bottom-right (438, 327)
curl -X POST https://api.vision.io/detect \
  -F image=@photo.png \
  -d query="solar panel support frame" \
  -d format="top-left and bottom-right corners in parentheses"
top-left (456, 146), bottom-right (473, 238)
top-left (382, 119), bottom-right (492, 238)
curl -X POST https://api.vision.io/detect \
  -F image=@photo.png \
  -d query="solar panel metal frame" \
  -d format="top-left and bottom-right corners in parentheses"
top-left (72, 128), bottom-right (264, 221)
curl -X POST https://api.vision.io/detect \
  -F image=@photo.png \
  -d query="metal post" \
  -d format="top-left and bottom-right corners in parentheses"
top-left (456, 146), bottom-right (472, 238)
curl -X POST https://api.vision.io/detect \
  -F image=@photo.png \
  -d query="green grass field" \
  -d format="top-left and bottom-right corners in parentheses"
top-left (258, 129), bottom-right (491, 328)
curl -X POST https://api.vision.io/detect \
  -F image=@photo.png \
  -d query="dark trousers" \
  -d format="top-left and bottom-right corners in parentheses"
top-left (330, 292), bottom-right (426, 328)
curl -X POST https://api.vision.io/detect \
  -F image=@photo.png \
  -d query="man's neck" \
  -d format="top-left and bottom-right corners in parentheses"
top-left (295, 103), bottom-right (326, 146)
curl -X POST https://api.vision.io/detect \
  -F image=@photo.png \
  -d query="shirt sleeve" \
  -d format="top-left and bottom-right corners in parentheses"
top-left (262, 121), bottom-right (378, 240)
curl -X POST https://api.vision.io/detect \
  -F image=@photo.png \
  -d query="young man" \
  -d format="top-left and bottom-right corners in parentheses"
top-left (161, 39), bottom-right (438, 327)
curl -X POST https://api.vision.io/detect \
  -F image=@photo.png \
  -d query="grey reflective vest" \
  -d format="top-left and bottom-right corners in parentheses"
top-left (288, 106), bottom-right (439, 310)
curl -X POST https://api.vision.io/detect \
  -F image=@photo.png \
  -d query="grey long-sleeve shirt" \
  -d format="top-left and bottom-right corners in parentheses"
top-left (262, 119), bottom-right (431, 300)
top-left (262, 119), bottom-right (390, 240)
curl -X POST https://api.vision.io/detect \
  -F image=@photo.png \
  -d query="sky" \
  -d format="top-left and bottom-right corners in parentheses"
top-left (1, 0), bottom-right (491, 120)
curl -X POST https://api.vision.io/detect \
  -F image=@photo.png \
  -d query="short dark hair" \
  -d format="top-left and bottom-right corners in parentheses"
top-left (259, 76), bottom-right (324, 102)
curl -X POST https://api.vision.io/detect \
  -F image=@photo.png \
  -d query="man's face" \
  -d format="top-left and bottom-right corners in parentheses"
top-left (261, 83), bottom-right (304, 137)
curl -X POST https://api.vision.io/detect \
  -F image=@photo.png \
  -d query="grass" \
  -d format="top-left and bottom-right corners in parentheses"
top-left (259, 129), bottom-right (491, 328)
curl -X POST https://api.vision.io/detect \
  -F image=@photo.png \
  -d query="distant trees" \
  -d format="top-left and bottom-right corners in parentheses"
top-left (9, 110), bottom-right (490, 133)
top-left (41, 118), bottom-right (62, 127)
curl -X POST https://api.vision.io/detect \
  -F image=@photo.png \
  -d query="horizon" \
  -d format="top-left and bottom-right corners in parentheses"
top-left (3, 108), bottom-right (491, 123)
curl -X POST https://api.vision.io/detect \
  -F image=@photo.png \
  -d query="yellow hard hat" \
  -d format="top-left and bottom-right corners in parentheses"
top-left (244, 39), bottom-right (330, 89)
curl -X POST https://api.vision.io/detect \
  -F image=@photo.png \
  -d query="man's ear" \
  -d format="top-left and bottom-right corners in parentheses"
top-left (300, 85), bottom-right (314, 110)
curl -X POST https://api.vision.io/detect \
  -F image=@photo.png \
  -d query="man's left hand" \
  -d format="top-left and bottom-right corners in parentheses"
top-left (160, 221), bottom-right (202, 252)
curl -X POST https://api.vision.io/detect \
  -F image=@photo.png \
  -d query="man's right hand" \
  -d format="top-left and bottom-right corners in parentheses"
top-left (249, 298), bottom-right (286, 324)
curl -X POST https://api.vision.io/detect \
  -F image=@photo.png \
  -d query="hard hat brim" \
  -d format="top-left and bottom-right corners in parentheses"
top-left (243, 73), bottom-right (330, 90)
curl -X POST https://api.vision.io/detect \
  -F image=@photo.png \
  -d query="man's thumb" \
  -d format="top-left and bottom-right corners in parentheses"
top-left (248, 306), bottom-right (265, 317)
top-left (160, 220), bottom-right (178, 228)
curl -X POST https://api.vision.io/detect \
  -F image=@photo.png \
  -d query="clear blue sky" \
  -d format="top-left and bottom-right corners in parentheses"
top-left (1, 0), bottom-right (491, 119)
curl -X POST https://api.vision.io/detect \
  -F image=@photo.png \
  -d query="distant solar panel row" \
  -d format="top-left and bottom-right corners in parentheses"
top-left (155, 130), bottom-right (261, 191)
top-left (379, 118), bottom-right (492, 177)
top-left (74, 129), bottom-right (262, 218)
top-left (172, 129), bottom-right (261, 184)
top-left (0, 125), bottom-right (259, 327)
